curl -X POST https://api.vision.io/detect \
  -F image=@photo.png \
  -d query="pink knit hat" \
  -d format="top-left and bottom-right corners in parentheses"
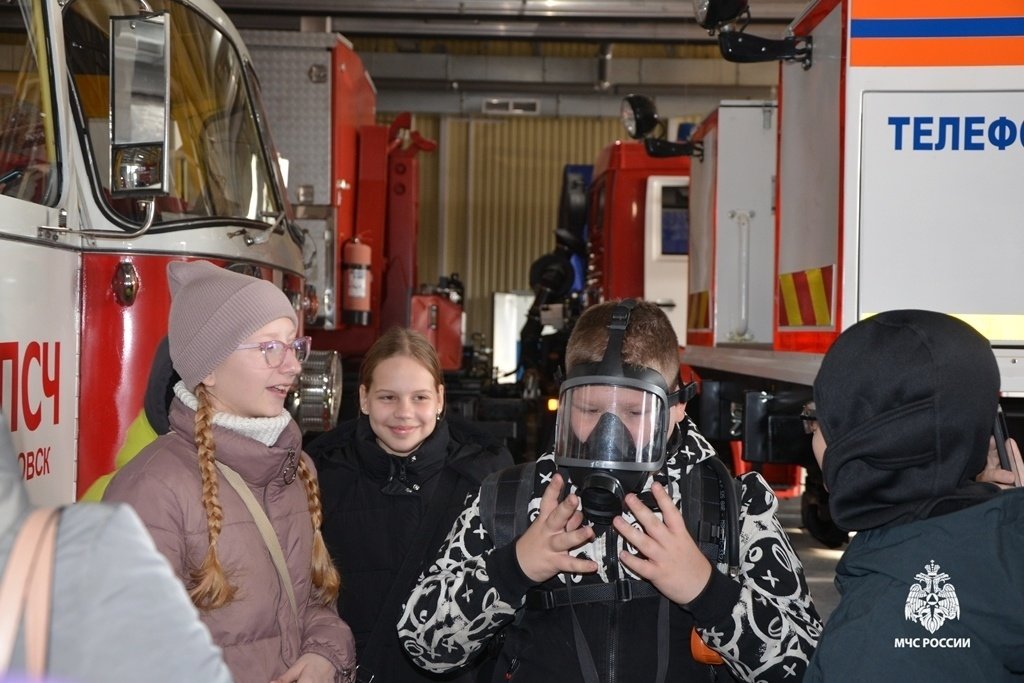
top-left (167, 260), bottom-right (298, 390)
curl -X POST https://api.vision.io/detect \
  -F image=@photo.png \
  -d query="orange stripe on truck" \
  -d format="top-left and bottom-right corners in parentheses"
top-left (852, 0), bottom-right (1024, 20)
top-left (851, 36), bottom-right (1024, 66)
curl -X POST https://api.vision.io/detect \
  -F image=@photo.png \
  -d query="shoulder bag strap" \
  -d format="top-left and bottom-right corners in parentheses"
top-left (0, 506), bottom-right (62, 676)
top-left (216, 462), bottom-right (298, 618)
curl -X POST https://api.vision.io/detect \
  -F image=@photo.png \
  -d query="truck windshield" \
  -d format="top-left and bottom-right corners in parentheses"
top-left (0, 2), bottom-right (59, 205)
top-left (63, 0), bottom-right (283, 226)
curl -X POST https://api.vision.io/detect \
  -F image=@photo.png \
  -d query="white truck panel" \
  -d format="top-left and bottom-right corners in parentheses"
top-left (0, 238), bottom-right (79, 504)
top-left (688, 126), bottom-right (717, 320)
top-left (855, 90), bottom-right (1024, 337)
top-left (242, 30), bottom-right (337, 208)
top-left (713, 102), bottom-right (777, 345)
top-left (777, 5), bottom-right (842, 297)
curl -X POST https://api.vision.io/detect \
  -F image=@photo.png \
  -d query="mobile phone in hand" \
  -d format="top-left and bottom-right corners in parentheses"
top-left (994, 405), bottom-right (1021, 487)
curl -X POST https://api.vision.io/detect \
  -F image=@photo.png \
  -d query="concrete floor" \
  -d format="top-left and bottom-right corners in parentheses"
top-left (775, 494), bottom-right (845, 623)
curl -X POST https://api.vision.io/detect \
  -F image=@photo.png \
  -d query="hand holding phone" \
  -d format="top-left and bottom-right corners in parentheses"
top-left (993, 406), bottom-right (1021, 487)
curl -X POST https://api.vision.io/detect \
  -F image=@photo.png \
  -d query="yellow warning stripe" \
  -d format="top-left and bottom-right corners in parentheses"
top-left (687, 291), bottom-right (710, 330)
top-left (778, 265), bottom-right (833, 327)
top-left (779, 273), bottom-right (802, 326)
top-left (806, 268), bottom-right (831, 325)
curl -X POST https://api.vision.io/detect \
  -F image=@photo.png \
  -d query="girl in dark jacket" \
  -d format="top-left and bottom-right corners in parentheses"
top-left (308, 328), bottom-right (513, 683)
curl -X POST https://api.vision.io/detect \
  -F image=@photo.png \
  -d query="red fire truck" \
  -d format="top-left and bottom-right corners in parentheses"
top-left (0, 0), bottom-right (335, 504)
top-left (586, 140), bottom-right (692, 342)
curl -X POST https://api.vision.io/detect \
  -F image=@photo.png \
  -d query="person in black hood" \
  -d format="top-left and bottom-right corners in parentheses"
top-left (307, 327), bottom-right (513, 683)
top-left (805, 309), bottom-right (1024, 682)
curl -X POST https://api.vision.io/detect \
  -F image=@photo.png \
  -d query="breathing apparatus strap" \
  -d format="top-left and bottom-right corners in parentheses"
top-left (563, 575), bottom-right (670, 683)
top-left (656, 597), bottom-right (670, 681)
top-left (566, 578), bottom-right (603, 683)
top-left (594, 299), bottom-right (636, 376)
top-left (526, 578), bottom-right (658, 610)
top-left (669, 373), bottom-right (699, 406)
top-left (479, 462), bottom-right (538, 549)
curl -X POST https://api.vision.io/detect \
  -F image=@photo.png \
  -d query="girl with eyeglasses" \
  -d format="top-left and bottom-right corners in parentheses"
top-left (105, 260), bottom-right (356, 683)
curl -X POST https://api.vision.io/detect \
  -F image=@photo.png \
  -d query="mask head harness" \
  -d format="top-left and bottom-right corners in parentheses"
top-left (553, 299), bottom-right (696, 525)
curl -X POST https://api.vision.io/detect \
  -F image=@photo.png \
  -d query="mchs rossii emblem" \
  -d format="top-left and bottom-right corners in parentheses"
top-left (905, 560), bottom-right (960, 634)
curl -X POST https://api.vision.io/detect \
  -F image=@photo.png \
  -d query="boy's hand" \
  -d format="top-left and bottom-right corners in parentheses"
top-left (515, 473), bottom-right (598, 583)
top-left (613, 482), bottom-right (712, 605)
top-left (978, 435), bottom-right (1023, 488)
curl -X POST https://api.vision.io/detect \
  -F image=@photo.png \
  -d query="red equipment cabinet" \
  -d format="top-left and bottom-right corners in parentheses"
top-left (586, 141), bottom-right (691, 304)
top-left (244, 32), bottom-right (438, 364)
top-left (410, 295), bottom-right (463, 372)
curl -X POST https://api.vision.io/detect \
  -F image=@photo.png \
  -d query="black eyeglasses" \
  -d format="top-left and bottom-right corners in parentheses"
top-left (800, 407), bottom-right (818, 435)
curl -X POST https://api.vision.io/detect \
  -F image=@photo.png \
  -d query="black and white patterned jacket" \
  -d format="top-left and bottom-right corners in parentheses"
top-left (397, 418), bottom-right (822, 682)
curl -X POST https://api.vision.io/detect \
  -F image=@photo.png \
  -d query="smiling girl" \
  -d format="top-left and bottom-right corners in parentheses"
top-left (105, 260), bottom-right (355, 683)
top-left (307, 327), bottom-right (513, 683)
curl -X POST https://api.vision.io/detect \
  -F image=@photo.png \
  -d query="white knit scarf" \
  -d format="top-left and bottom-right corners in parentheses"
top-left (174, 381), bottom-right (292, 447)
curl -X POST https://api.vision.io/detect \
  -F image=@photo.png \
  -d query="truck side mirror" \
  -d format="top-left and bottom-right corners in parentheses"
top-left (109, 12), bottom-right (170, 197)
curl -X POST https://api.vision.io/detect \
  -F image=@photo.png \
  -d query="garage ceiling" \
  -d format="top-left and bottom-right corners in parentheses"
top-left (221, 0), bottom-right (808, 42)
top-left (221, 0), bottom-right (813, 116)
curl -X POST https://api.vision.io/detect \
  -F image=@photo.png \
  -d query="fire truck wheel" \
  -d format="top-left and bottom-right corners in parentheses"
top-left (800, 492), bottom-right (849, 549)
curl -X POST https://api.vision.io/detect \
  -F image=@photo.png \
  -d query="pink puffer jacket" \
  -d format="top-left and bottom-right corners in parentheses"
top-left (106, 399), bottom-right (355, 682)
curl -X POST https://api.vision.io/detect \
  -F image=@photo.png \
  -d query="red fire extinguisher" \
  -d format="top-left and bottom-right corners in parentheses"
top-left (342, 237), bottom-right (372, 326)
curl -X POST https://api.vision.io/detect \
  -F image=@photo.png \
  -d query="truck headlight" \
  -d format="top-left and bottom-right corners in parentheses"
top-left (289, 349), bottom-right (342, 433)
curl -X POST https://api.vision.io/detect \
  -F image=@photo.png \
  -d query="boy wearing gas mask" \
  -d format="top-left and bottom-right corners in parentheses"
top-left (398, 300), bottom-right (822, 682)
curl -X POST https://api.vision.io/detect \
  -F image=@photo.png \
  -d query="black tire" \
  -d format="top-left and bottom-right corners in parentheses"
top-left (800, 494), bottom-right (849, 548)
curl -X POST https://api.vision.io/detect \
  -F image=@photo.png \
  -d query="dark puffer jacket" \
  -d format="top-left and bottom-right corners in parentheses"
top-left (308, 414), bottom-right (513, 682)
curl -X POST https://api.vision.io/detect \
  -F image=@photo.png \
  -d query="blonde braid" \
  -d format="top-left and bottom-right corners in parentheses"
top-left (188, 384), bottom-right (237, 610)
top-left (298, 457), bottom-right (341, 604)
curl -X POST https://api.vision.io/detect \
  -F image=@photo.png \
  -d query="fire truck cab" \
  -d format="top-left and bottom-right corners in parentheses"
top-left (0, 0), bottom-right (332, 505)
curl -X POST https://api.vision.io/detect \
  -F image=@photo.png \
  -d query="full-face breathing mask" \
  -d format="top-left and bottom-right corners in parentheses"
top-left (553, 300), bottom-right (696, 525)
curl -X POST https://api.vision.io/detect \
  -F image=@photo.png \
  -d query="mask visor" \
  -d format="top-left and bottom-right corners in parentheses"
top-left (554, 381), bottom-right (669, 470)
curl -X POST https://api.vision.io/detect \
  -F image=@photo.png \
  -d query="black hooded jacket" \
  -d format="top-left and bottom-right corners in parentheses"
top-left (813, 309), bottom-right (1000, 531)
top-left (806, 310), bottom-right (1023, 682)
top-left (308, 414), bottom-right (513, 683)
